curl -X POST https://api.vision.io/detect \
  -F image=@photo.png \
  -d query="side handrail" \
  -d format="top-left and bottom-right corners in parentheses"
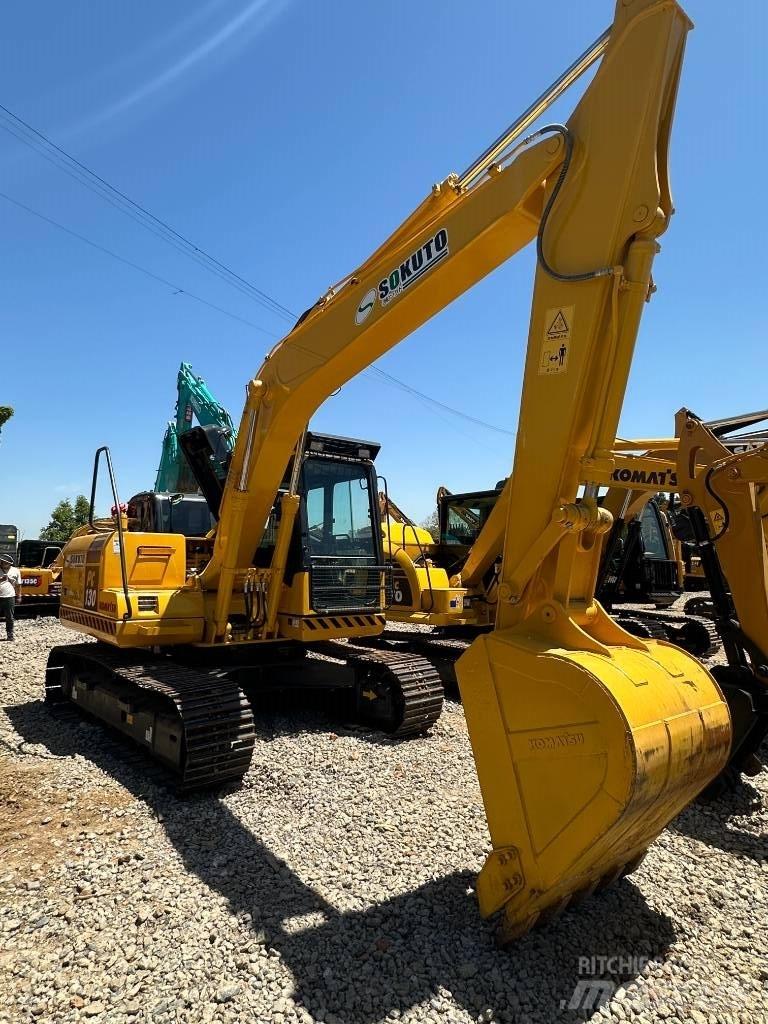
top-left (89, 446), bottom-right (133, 621)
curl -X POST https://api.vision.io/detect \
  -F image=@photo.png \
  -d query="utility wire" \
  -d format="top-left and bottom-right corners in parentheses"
top-left (368, 365), bottom-right (516, 437)
top-left (0, 101), bottom-right (517, 440)
top-left (2, 186), bottom-right (515, 442)
top-left (0, 190), bottom-right (274, 335)
top-left (0, 102), bottom-right (295, 322)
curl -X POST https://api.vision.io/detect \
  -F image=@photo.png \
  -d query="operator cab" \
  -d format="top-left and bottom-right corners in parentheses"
top-left (17, 539), bottom-right (63, 569)
top-left (436, 483), bottom-right (505, 576)
top-left (600, 498), bottom-right (681, 608)
top-left (179, 426), bottom-right (387, 613)
top-left (629, 500), bottom-right (680, 606)
top-left (296, 433), bottom-right (384, 612)
top-left (126, 491), bottom-right (215, 538)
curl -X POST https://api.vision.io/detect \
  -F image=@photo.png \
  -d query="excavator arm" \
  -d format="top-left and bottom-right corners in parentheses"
top-left (447, 1), bottom-right (729, 939)
top-left (201, 1), bottom-right (691, 645)
top-left (154, 363), bottom-right (236, 493)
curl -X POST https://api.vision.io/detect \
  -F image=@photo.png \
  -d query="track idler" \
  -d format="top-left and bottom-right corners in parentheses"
top-left (615, 611), bottom-right (720, 657)
top-left (457, 604), bottom-right (731, 941)
top-left (683, 595), bottom-right (715, 619)
top-left (663, 617), bottom-right (720, 658)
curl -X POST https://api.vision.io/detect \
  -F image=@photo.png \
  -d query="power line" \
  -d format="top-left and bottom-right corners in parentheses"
top-left (2, 185), bottom-right (516, 441)
top-left (0, 190), bottom-right (275, 335)
top-left (1, 101), bottom-right (518, 441)
top-left (0, 102), bottom-right (295, 323)
top-left (368, 365), bottom-right (516, 437)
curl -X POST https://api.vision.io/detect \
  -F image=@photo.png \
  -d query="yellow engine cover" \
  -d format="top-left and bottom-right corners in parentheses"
top-left (457, 622), bottom-right (730, 940)
top-left (60, 531), bottom-right (205, 647)
top-left (382, 521), bottom-right (435, 560)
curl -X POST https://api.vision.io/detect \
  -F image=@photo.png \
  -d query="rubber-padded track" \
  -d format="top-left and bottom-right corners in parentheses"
top-left (45, 643), bottom-right (255, 791)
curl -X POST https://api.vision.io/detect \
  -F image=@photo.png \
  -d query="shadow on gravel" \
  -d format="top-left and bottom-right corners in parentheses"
top-left (671, 781), bottom-right (768, 862)
top-left (9, 697), bottom-right (676, 1024)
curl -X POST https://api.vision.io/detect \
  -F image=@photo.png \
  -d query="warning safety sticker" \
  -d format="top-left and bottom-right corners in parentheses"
top-left (709, 508), bottom-right (727, 535)
top-left (539, 305), bottom-right (574, 375)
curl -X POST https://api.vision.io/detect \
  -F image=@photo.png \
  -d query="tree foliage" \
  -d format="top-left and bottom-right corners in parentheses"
top-left (420, 510), bottom-right (440, 542)
top-left (74, 495), bottom-right (91, 525)
top-left (0, 406), bottom-right (13, 432)
top-left (40, 495), bottom-right (91, 542)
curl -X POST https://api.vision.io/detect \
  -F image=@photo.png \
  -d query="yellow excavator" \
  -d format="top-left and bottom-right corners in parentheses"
top-left (16, 540), bottom-right (65, 613)
top-left (47, 0), bottom-right (733, 940)
top-left (604, 415), bottom-right (768, 782)
top-left (50, 433), bottom-right (446, 787)
top-left (676, 411), bottom-right (768, 606)
top-left (381, 413), bottom-right (768, 779)
top-left (380, 466), bottom-right (704, 648)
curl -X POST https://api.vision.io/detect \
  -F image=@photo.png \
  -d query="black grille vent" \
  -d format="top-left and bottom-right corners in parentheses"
top-left (309, 559), bottom-right (391, 613)
top-left (644, 560), bottom-right (678, 589)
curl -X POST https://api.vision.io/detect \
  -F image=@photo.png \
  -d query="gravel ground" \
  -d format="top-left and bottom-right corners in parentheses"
top-left (1, 615), bottom-right (766, 1024)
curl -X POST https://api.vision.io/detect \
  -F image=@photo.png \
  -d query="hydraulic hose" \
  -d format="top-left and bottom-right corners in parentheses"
top-left (704, 467), bottom-right (731, 542)
top-left (529, 124), bottom-right (620, 283)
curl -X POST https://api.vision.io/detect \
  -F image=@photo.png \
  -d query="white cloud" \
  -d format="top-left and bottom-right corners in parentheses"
top-left (76, 0), bottom-right (292, 133)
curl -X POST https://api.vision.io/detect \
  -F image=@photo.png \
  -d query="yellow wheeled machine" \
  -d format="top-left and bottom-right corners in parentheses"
top-left (50, 0), bottom-right (731, 937)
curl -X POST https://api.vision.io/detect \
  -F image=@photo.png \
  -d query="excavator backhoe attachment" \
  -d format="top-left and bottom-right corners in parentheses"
top-left (453, 0), bottom-right (732, 939)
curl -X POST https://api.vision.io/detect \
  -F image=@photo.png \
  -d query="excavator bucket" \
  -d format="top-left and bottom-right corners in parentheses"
top-left (457, 609), bottom-right (730, 941)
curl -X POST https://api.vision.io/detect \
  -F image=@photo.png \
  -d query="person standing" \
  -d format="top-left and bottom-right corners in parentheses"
top-left (0, 554), bottom-right (21, 641)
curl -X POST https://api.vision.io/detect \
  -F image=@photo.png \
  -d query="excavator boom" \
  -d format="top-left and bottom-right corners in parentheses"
top-left (202, 137), bottom-right (560, 638)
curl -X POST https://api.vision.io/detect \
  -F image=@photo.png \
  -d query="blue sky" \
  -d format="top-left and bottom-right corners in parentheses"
top-left (0, 0), bottom-right (764, 538)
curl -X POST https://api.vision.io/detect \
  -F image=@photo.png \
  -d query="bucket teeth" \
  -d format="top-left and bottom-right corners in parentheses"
top-left (495, 849), bottom-right (650, 946)
top-left (496, 911), bottom-right (539, 947)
